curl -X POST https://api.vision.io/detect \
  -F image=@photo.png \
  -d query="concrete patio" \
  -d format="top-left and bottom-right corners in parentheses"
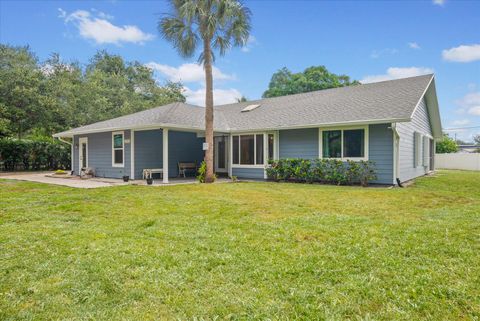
top-left (0, 172), bottom-right (226, 189)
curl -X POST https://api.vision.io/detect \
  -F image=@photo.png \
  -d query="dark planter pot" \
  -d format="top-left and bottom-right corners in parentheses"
top-left (146, 178), bottom-right (153, 185)
top-left (123, 175), bottom-right (129, 182)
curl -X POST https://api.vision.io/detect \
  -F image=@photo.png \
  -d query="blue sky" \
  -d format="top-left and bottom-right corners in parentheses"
top-left (1, 0), bottom-right (479, 141)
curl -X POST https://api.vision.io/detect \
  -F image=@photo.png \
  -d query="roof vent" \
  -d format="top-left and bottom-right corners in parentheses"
top-left (241, 104), bottom-right (261, 112)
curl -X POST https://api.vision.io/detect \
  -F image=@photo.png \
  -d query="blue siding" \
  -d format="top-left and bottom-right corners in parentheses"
top-left (279, 128), bottom-right (318, 159)
top-left (232, 168), bottom-right (265, 180)
top-left (73, 130), bottom-right (131, 179)
top-left (397, 97), bottom-right (433, 182)
top-left (168, 131), bottom-right (204, 177)
top-left (134, 129), bottom-right (204, 179)
top-left (134, 129), bottom-right (162, 179)
top-left (369, 124), bottom-right (394, 185)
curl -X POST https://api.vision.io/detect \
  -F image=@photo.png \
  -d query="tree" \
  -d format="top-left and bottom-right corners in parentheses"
top-left (474, 134), bottom-right (480, 145)
top-left (0, 45), bottom-right (186, 138)
top-left (0, 45), bottom-right (44, 138)
top-left (236, 96), bottom-right (248, 102)
top-left (262, 65), bottom-right (360, 98)
top-left (159, 0), bottom-right (251, 183)
top-left (436, 134), bottom-right (458, 153)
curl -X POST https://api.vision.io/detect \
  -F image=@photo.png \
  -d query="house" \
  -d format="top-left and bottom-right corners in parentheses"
top-left (53, 74), bottom-right (442, 185)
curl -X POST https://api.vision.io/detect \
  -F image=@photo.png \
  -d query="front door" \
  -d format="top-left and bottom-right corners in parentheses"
top-left (79, 137), bottom-right (88, 169)
top-left (214, 136), bottom-right (228, 173)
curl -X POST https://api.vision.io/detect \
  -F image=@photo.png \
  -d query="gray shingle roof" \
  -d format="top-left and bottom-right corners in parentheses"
top-left (54, 74), bottom-right (435, 137)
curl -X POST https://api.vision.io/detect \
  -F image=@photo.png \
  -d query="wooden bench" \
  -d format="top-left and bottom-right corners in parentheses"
top-left (142, 168), bottom-right (163, 179)
top-left (178, 161), bottom-right (197, 178)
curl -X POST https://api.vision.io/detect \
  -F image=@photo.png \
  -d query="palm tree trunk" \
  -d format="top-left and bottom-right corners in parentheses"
top-left (203, 39), bottom-right (215, 183)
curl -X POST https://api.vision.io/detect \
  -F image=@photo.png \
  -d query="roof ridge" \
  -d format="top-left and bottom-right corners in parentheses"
top-left (214, 73), bottom-right (434, 109)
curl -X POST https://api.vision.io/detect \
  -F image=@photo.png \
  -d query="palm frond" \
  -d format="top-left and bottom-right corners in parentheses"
top-left (158, 16), bottom-right (198, 58)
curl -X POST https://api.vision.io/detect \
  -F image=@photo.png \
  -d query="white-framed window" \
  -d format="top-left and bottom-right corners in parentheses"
top-left (232, 133), bottom-right (264, 167)
top-left (319, 126), bottom-right (369, 161)
top-left (112, 131), bottom-right (124, 167)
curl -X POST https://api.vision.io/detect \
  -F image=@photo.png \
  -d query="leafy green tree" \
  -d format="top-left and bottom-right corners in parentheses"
top-left (263, 66), bottom-right (360, 98)
top-left (0, 45), bottom-right (44, 138)
top-left (236, 96), bottom-right (248, 102)
top-left (0, 45), bottom-right (186, 138)
top-left (159, 0), bottom-right (251, 183)
top-left (436, 134), bottom-right (458, 153)
top-left (82, 51), bottom-right (185, 124)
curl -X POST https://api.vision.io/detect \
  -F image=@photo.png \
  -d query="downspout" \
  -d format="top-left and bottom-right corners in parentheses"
top-left (391, 123), bottom-right (402, 187)
top-left (56, 136), bottom-right (74, 174)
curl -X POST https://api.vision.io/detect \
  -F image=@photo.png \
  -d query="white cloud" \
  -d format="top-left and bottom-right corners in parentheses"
top-left (361, 67), bottom-right (434, 83)
top-left (59, 8), bottom-right (154, 45)
top-left (433, 0), bottom-right (445, 6)
top-left (145, 62), bottom-right (234, 83)
top-left (184, 87), bottom-right (242, 106)
top-left (442, 44), bottom-right (480, 62)
top-left (146, 61), bottom-right (241, 106)
top-left (408, 42), bottom-right (421, 49)
top-left (241, 35), bottom-right (258, 53)
top-left (370, 48), bottom-right (398, 59)
top-left (452, 119), bottom-right (471, 126)
top-left (455, 92), bottom-right (480, 116)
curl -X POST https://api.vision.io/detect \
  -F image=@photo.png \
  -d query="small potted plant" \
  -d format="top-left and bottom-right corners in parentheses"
top-left (122, 175), bottom-right (130, 182)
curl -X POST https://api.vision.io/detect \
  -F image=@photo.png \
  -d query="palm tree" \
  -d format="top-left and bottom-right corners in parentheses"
top-left (159, 0), bottom-right (251, 183)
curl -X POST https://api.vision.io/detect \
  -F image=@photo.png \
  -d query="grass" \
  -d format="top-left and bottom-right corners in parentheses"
top-left (0, 170), bottom-right (479, 320)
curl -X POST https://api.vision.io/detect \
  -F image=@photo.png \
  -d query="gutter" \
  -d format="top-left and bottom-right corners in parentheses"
top-left (391, 123), bottom-right (403, 187)
top-left (55, 136), bottom-right (74, 173)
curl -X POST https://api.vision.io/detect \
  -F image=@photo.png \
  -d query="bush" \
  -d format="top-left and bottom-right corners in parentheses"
top-left (196, 160), bottom-right (216, 183)
top-left (267, 158), bottom-right (377, 186)
top-left (0, 137), bottom-right (70, 171)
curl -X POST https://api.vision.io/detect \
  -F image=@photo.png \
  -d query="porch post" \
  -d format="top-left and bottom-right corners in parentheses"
top-left (163, 128), bottom-right (169, 183)
top-left (130, 129), bottom-right (135, 179)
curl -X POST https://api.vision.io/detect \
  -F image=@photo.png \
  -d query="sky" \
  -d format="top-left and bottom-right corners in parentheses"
top-left (1, 0), bottom-right (479, 141)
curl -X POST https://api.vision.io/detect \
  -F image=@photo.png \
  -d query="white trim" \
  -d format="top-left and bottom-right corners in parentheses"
top-left (228, 134), bottom-right (233, 177)
top-left (112, 131), bottom-right (125, 168)
top-left (263, 133), bottom-right (268, 179)
top-left (53, 118), bottom-right (411, 138)
top-left (392, 122), bottom-right (400, 184)
top-left (231, 132), bottom-right (266, 167)
top-left (78, 137), bottom-right (88, 169)
top-left (410, 74), bottom-right (434, 119)
top-left (274, 130), bottom-right (279, 160)
top-left (319, 125), bottom-right (369, 161)
top-left (163, 128), bottom-right (169, 183)
top-left (231, 164), bottom-right (265, 169)
top-left (130, 129), bottom-right (135, 179)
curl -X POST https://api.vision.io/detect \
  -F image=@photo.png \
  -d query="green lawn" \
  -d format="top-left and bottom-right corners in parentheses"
top-left (0, 170), bottom-right (479, 320)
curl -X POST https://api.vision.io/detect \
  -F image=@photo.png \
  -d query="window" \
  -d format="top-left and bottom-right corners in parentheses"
top-left (112, 131), bottom-right (124, 167)
top-left (233, 136), bottom-right (239, 164)
top-left (268, 134), bottom-right (274, 160)
top-left (322, 130), bottom-right (341, 158)
top-left (321, 128), bottom-right (367, 160)
top-left (240, 135), bottom-right (255, 165)
top-left (343, 129), bottom-right (365, 158)
top-left (256, 135), bottom-right (264, 164)
top-left (232, 134), bottom-right (264, 166)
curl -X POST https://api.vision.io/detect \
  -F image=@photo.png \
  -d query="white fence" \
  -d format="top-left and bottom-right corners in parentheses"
top-left (435, 153), bottom-right (480, 171)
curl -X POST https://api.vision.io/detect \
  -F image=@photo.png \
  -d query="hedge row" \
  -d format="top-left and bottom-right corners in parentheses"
top-left (0, 138), bottom-right (70, 171)
top-left (266, 158), bottom-right (377, 186)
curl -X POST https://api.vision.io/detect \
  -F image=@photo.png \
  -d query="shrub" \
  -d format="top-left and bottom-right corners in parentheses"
top-left (267, 158), bottom-right (377, 186)
top-left (196, 161), bottom-right (216, 183)
top-left (0, 137), bottom-right (70, 171)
